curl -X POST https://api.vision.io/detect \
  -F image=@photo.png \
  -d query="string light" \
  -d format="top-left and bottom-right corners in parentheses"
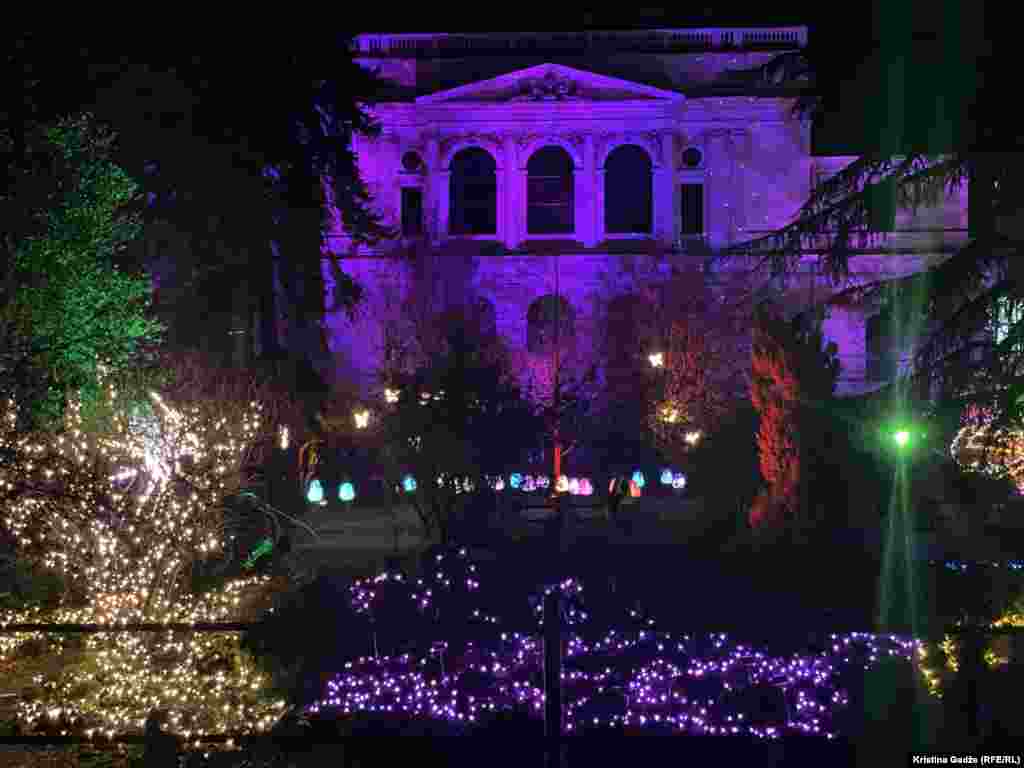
top-left (312, 553), bottom-right (919, 740)
top-left (0, 368), bottom-right (288, 742)
top-left (950, 404), bottom-right (1024, 493)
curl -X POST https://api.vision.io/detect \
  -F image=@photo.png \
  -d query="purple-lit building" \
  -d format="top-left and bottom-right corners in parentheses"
top-left (322, 28), bottom-right (968, 398)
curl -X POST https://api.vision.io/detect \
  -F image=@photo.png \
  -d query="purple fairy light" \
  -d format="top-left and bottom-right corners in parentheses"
top-left (317, 552), bottom-right (920, 738)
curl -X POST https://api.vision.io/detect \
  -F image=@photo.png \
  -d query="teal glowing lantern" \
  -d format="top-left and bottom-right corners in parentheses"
top-left (402, 474), bottom-right (417, 493)
top-left (305, 479), bottom-right (324, 504)
top-left (632, 470), bottom-right (646, 489)
top-left (339, 481), bottom-right (356, 502)
top-left (510, 473), bottom-right (523, 490)
top-left (660, 469), bottom-right (674, 486)
top-left (672, 473), bottom-right (687, 490)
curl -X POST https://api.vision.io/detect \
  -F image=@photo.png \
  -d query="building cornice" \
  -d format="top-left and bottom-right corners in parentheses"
top-left (352, 28), bottom-right (808, 58)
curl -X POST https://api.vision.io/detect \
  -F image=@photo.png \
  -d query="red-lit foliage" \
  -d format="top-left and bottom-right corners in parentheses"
top-left (749, 304), bottom-right (840, 533)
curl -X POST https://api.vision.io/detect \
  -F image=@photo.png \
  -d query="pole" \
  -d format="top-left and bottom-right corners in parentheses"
top-left (543, 589), bottom-right (563, 768)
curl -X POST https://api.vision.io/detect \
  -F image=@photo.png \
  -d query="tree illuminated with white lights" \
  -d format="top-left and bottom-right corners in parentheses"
top-left (0, 368), bottom-right (287, 737)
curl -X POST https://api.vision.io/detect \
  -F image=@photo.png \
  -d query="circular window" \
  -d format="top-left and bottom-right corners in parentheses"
top-left (682, 147), bottom-right (703, 168)
top-left (401, 151), bottom-right (424, 173)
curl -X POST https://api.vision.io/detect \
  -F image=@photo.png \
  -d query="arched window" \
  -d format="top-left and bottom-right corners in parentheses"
top-left (604, 145), bottom-right (653, 234)
top-left (527, 147), bottom-right (574, 235)
top-left (450, 148), bottom-right (497, 235)
top-left (527, 295), bottom-right (575, 355)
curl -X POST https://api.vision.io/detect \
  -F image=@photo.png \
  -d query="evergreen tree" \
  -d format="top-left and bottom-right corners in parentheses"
top-left (0, 114), bottom-right (164, 430)
top-left (3, 28), bottom-right (395, 400)
top-left (723, 2), bottom-right (1022, 442)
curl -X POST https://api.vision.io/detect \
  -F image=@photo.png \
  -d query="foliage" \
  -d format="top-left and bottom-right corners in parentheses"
top-left (644, 265), bottom-right (750, 465)
top-left (0, 114), bottom-right (164, 431)
top-left (0, 577), bottom-right (285, 739)
top-left (0, 369), bottom-right (292, 737)
top-left (749, 304), bottom-right (840, 535)
top-left (721, 6), bottom-right (1023, 436)
top-left (377, 330), bottom-right (544, 546)
top-left (4, 31), bottom-right (396, 381)
top-left (686, 403), bottom-right (761, 547)
top-left (0, 364), bottom-right (263, 609)
top-left (949, 403), bottom-right (1024, 494)
top-left (0, 557), bottom-right (66, 611)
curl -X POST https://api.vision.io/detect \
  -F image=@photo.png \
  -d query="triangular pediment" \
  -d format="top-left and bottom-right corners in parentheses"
top-left (415, 63), bottom-right (684, 105)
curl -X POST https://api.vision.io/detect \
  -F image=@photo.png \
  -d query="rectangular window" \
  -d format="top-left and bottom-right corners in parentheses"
top-left (995, 296), bottom-right (1023, 347)
top-left (680, 184), bottom-right (704, 236)
top-left (401, 187), bottom-right (423, 236)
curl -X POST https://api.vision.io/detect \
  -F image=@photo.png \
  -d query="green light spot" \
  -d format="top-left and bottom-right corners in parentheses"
top-left (894, 430), bottom-right (910, 447)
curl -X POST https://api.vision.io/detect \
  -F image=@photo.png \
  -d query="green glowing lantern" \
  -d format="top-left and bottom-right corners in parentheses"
top-left (893, 430), bottom-right (910, 448)
top-left (339, 481), bottom-right (356, 502)
top-left (632, 470), bottom-right (646, 489)
top-left (305, 479), bottom-right (324, 504)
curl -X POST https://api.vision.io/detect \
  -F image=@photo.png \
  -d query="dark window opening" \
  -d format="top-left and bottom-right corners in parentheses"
top-left (402, 151), bottom-right (424, 173)
top-left (527, 147), bottom-right (574, 235)
top-left (682, 147), bottom-right (703, 168)
top-left (605, 145), bottom-right (653, 234)
top-left (450, 148), bottom-right (497, 235)
top-left (401, 187), bottom-right (423, 236)
top-left (681, 184), bottom-right (704, 236)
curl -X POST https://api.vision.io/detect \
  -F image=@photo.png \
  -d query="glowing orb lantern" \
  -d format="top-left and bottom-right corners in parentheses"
top-left (660, 469), bottom-right (674, 486)
top-left (353, 409), bottom-right (370, 429)
top-left (523, 476), bottom-right (536, 492)
top-left (536, 476), bottom-right (550, 489)
top-left (339, 482), bottom-right (356, 502)
top-left (556, 475), bottom-right (570, 493)
top-left (402, 474), bottom-right (417, 493)
top-left (510, 473), bottom-right (523, 490)
top-left (568, 477), bottom-right (580, 495)
top-left (579, 478), bottom-right (593, 496)
top-left (672, 473), bottom-right (687, 490)
top-left (629, 480), bottom-right (642, 497)
top-left (631, 470), bottom-right (646, 489)
top-left (305, 479), bottom-right (324, 504)
top-left (494, 477), bottom-right (505, 491)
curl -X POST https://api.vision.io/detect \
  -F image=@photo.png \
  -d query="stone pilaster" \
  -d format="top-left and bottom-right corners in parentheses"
top-left (705, 130), bottom-right (730, 250)
top-left (425, 136), bottom-right (442, 244)
top-left (729, 129), bottom-right (748, 240)
top-left (654, 132), bottom-right (676, 246)
top-left (503, 135), bottom-right (520, 249)
top-left (581, 133), bottom-right (598, 247)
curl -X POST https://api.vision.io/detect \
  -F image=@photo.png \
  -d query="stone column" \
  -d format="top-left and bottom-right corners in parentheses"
top-left (437, 171), bottom-right (451, 241)
top-left (654, 132), bottom-right (676, 246)
top-left (503, 135), bottom-right (519, 249)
